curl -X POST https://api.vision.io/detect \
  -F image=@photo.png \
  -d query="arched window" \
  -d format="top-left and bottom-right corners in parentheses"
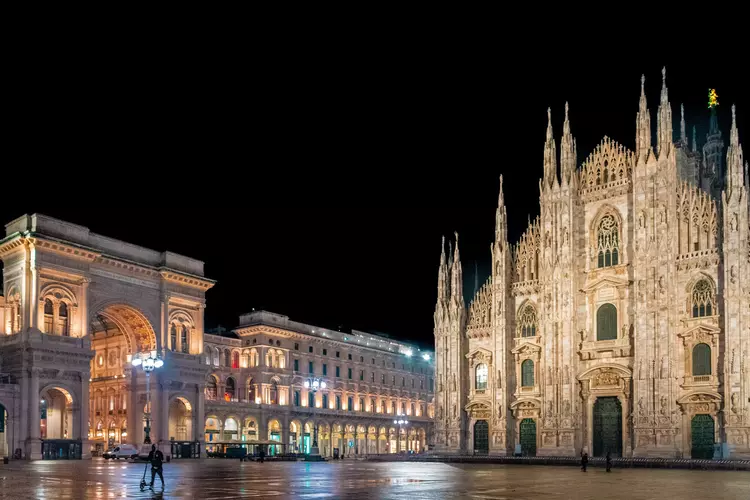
top-left (277, 350), bottom-right (286, 369)
top-left (692, 343), bottom-right (711, 376)
top-left (475, 363), bottom-right (488, 390)
top-left (597, 214), bottom-right (619, 268)
top-left (692, 279), bottom-right (715, 317)
top-left (518, 305), bottom-right (537, 337)
top-left (180, 326), bottom-right (189, 353)
top-left (204, 347), bottom-right (211, 365)
top-left (170, 324), bottom-right (177, 352)
top-left (241, 351), bottom-right (249, 368)
top-left (57, 302), bottom-right (69, 336)
top-left (521, 360), bottom-right (534, 387)
top-left (596, 303), bottom-right (617, 341)
top-left (249, 349), bottom-right (258, 367)
top-left (224, 349), bottom-right (231, 367)
top-left (232, 351), bottom-right (239, 369)
top-left (269, 381), bottom-right (278, 405)
top-left (225, 377), bottom-right (236, 401)
top-left (43, 299), bottom-right (54, 333)
top-left (212, 348), bottom-right (220, 367)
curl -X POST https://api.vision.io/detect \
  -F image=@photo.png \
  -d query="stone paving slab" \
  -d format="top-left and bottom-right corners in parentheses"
top-left (0, 458), bottom-right (748, 499)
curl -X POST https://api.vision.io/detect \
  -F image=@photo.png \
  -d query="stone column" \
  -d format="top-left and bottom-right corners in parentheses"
top-left (195, 384), bottom-right (205, 449)
top-left (79, 279), bottom-right (90, 338)
top-left (80, 373), bottom-right (92, 458)
top-left (160, 380), bottom-right (170, 445)
top-left (19, 371), bottom-right (29, 457)
top-left (128, 370), bottom-right (138, 445)
top-left (27, 368), bottom-right (42, 459)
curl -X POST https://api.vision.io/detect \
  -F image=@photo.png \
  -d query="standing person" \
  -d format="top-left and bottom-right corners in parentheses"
top-left (581, 451), bottom-right (588, 472)
top-left (148, 444), bottom-right (165, 490)
top-left (259, 446), bottom-right (265, 463)
top-left (606, 451), bottom-right (612, 472)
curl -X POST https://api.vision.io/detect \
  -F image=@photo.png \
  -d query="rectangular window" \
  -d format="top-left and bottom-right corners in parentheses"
top-left (359, 370), bottom-right (364, 381)
top-left (348, 396), bottom-right (353, 411)
top-left (381, 374), bottom-right (385, 384)
top-left (420, 379), bottom-right (423, 389)
top-left (294, 391), bottom-right (300, 407)
top-left (323, 349), bottom-right (327, 356)
top-left (348, 368), bottom-right (352, 379)
top-left (429, 378), bottom-right (434, 391)
top-left (308, 392), bottom-right (315, 407)
top-left (401, 403), bottom-right (405, 415)
top-left (392, 375), bottom-right (395, 385)
top-left (402, 377), bottom-right (405, 387)
top-left (309, 361), bottom-right (314, 374)
top-left (370, 397), bottom-right (375, 412)
top-left (348, 354), bottom-right (352, 360)
top-left (391, 402), bottom-right (396, 414)
top-left (360, 356), bottom-right (364, 363)
top-left (335, 395), bottom-right (341, 410)
top-left (393, 362), bottom-right (396, 368)
top-left (323, 364), bottom-right (327, 376)
top-left (309, 346), bottom-right (313, 353)
top-left (372, 358), bottom-right (375, 364)
top-left (359, 397), bottom-right (364, 412)
top-left (322, 394), bottom-right (328, 409)
top-left (411, 378), bottom-right (415, 388)
top-left (294, 343), bottom-right (299, 350)
top-left (294, 359), bottom-right (299, 371)
top-left (411, 403), bottom-right (415, 415)
top-left (370, 372), bottom-right (375, 382)
top-left (336, 366), bottom-right (340, 377)
top-left (336, 351), bottom-right (340, 358)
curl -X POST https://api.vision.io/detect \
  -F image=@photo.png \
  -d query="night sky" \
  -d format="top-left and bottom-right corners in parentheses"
top-left (2, 50), bottom-right (746, 350)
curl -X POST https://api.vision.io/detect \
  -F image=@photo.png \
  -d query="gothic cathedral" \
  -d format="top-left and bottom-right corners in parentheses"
top-left (433, 69), bottom-right (750, 459)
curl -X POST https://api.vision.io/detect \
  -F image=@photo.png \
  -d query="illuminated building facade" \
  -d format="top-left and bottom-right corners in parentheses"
top-left (434, 70), bottom-right (750, 459)
top-left (203, 311), bottom-right (434, 456)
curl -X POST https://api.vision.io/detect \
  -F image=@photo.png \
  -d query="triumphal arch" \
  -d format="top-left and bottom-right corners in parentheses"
top-left (0, 214), bottom-right (214, 459)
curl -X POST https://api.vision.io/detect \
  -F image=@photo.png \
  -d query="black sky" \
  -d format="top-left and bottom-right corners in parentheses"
top-left (2, 42), bottom-right (746, 349)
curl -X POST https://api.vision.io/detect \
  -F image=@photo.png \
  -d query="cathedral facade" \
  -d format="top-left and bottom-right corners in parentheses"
top-left (433, 69), bottom-right (750, 459)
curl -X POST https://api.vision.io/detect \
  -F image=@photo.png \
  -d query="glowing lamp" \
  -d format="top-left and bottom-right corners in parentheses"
top-left (422, 354), bottom-right (430, 361)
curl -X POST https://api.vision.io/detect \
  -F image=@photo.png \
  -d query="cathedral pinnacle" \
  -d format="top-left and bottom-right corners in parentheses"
top-left (657, 67), bottom-right (673, 158)
top-left (561, 101), bottom-right (576, 184)
top-left (543, 107), bottom-right (558, 188)
top-left (693, 125), bottom-right (698, 153)
top-left (496, 175), bottom-right (508, 243)
top-left (636, 74), bottom-right (652, 162)
top-left (725, 104), bottom-right (745, 200)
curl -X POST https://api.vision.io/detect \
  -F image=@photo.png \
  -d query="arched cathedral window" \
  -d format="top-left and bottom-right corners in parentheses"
top-left (692, 343), bottom-right (711, 376)
top-left (475, 363), bottom-right (488, 391)
top-left (521, 360), bottom-right (534, 387)
top-left (596, 303), bottom-right (617, 341)
top-left (691, 279), bottom-right (715, 317)
top-left (596, 215), bottom-right (619, 268)
top-left (518, 305), bottom-right (537, 337)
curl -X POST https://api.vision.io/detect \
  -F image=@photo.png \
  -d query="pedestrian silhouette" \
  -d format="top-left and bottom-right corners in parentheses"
top-left (606, 451), bottom-right (612, 472)
top-left (581, 451), bottom-right (588, 472)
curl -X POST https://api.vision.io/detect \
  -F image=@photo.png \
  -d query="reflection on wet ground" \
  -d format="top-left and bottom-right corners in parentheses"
top-left (0, 458), bottom-right (748, 499)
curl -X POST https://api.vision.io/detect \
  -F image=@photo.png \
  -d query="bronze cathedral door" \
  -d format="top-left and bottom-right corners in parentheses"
top-left (593, 397), bottom-right (622, 457)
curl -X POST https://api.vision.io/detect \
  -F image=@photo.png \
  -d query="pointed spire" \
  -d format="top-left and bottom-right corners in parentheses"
top-left (561, 101), bottom-right (576, 184)
top-left (495, 175), bottom-right (507, 243)
top-left (543, 107), bottom-right (558, 188)
top-left (436, 236), bottom-right (448, 304)
top-left (636, 74), bottom-right (652, 161)
top-left (709, 106), bottom-right (720, 136)
top-left (450, 232), bottom-right (464, 308)
top-left (657, 67), bottom-right (673, 158)
top-left (692, 125), bottom-right (698, 153)
top-left (680, 103), bottom-right (687, 146)
top-left (725, 104), bottom-right (745, 200)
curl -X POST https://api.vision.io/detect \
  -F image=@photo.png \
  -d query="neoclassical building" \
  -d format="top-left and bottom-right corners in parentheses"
top-left (202, 310), bottom-right (434, 457)
top-left (434, 69), bottom-right (750, 459)
top-left (0, 214), bottom-right (214, 459)
top-left (0, 214), bottom-right (433, 459)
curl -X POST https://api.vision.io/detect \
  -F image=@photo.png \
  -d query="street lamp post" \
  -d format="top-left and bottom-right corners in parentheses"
top-left (303, 377), bottom-right (326, 461)
top-left (394, 418), bottom-right (408, 454)
top-left (131, 351), bottom-right (164, 444)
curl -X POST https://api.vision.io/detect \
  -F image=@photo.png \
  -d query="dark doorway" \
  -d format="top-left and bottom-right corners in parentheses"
top-left (691, 414), bottom-right (714, 459)
top-left (593, 396), bottom-right (622, 457)
top-left (519, 418), bottom-right (536, 456)
top-left (473, 420), bottom-right (489, 454)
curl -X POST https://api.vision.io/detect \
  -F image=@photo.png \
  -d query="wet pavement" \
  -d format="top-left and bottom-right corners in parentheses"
top-left (0, 458), bottom-right (748, 499)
